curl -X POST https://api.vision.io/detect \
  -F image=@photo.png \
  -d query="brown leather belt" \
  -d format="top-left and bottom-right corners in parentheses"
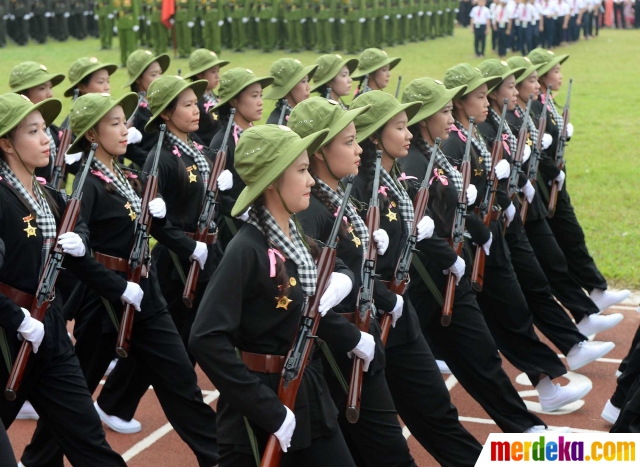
top-left (241, 351), bottom-right (286, 374)
top-left (0, 282), bottom-right (34, 309)
top-left (94, 252), bottom-right (148, 277)
top-left (184, 232), bottom-right (217, 245)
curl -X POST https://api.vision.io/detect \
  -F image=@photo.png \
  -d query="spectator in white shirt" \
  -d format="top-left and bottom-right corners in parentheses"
top-left (470, 0), bottom-right (492, 56)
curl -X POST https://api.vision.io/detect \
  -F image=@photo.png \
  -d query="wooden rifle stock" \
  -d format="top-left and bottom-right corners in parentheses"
top-left (5, 144), bottom-right (97, 400)
top-left (50, 89), bottom-right (80, 191)
top-left (520, 87), bottom-right (550, 224)
top-left (346, 152), bottom-right (382, 424)
top-left (380, 139), bottom-right (441, 342)
top-left (548, 80), bottom-right (572, 218)
top-left (182, 110), bottom-right (235, 308)
top-left (261, 177), bottom-right (355, 467)
top-left (116, 125), bottom-right (166, 358)
top-left (471, 100), bottom-right (507, 292)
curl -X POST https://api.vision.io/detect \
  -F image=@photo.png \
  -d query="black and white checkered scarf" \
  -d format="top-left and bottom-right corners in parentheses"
top-left (46, 127), bottom-right (57, 168)
top-left (247, 206), bottom-right (317, 296)
top-left (516, 103), bottom-right (539, 146)
top-left (381, 165), bottom-right (414, 232)
top-left (546, 94), bottom-right (564, 130)
top-left (0, 160), bottom-right (57, 260)
top-left (415, 137), bottom-right (463, 196)
top-left (165, 131), bottom-right (211, 186)
top-left (453, 120), bottom-right (493, 173)
top-left (315, 178), bottom-right (369, 255)
top-left (488, 107), bottom-right (517, 157)
top-left (91, 158), bottom-right (142, 215)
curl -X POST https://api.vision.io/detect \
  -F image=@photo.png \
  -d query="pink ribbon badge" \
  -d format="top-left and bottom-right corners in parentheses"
top-left (378, 186), bottom-right (389, 197)
top-left (125, 172), bottom-right (138, 179)
top-left (233, 124), bottom-right (241, 145)
top-left (58, 130), bottom-right (63, 140)
top-left (429, 168), bottom-right (448, 186)
top-left (139, 100), bottom-right (148, 109)
top-left (449, 124), bottom-right (466, 142)
top-left (193, 142), bottom-right (204, 152)
top-left (91, 170), bottom-right (113, 184)
top-left (333, 207), bottom-right (348, 225)
top-left (172, 145), bottom-right (181, 157)
top-left (36, 176), bottom-right (47, 185)
top-left (514, 109), bottom-right (521, 118)
top-left (501, 134), bottom-right (511, 155)
top-left (397, 172), bottom-right (417, 182)
top-left (268, 248), bottom-right (286, 278)
top-left (203, 101), bottom-right (215, 113)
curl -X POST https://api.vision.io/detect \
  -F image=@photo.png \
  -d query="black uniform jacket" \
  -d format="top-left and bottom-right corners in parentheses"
top-left (124, 103), bottom-right (155, 168)
top-left (192, 98), bottom-right (221, 147)
top-left (0, 181), bottom-right (123, 359)
top-left (209, 123), bottom-right (240, 218)
top-left (142, 138), bottom-right (218, 286)
top-left (531, 99), bottom-right (564, 200)
top-left (265, 106), bottom-right (291, 125)
top-left (189, 223), bottom-right (355, 450)
top-left (64, 171), bottom-right (168, 335)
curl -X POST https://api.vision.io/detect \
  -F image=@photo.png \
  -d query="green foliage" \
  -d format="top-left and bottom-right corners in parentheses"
top-left (2, 28), bottom-right (638, 287)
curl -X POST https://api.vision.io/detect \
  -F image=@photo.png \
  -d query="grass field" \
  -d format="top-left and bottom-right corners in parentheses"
top-left (1, 27), bottom-right (639, 288)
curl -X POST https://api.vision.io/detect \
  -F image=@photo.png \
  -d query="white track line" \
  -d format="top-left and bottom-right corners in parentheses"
top-left (121, 390), bottom-right (219, 462)
top-left (556, 355), bottom-right (622, 364)
top-left (445, 375), bottom-right (458, 391)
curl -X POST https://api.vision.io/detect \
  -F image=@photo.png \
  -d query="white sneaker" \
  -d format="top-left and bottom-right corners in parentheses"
top-left (436, 359), bottom-right (452, 375)
top-left (601, 399), bottom-right (621, 424)
top-left (590, 289), bottom-right (631, 313)
top-left (104, 359), bottom-right (117, 377)
top-left (94, 401), bottom-right (142, 434)
top-left (16, 401), bottom-right (39, 420)
top-left (566, 341), bottom-right (615, 371)
top-left (538, 380), bottom-right (593, 412)
top-left (525, 425), bottom-right (572, 433)
top-left (616, 370), bottom-right (623, 378)
top-left (576, 313), bottom-right (624, 337)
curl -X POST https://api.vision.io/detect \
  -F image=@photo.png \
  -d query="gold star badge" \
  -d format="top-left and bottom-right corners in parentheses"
top-left (189, 172), bottom-right (197, 183)
top-left (478, 156), bottom-right (483, 163)
top-left (474, 169), bottom-right (483, 177)
top-left (23, 214), bottom-right (37, 237)
top-left (386, 210), bottom-right (397, 222)
top-left (124, 202), bottom-right (137, 221)
top-left (289, 277), bottom-right (297, 287)
top-left (275, 296), bottom-right (293, 310)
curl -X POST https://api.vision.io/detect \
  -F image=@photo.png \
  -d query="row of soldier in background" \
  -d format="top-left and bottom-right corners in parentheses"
top-left (0, 0), bottom-right (461, 63)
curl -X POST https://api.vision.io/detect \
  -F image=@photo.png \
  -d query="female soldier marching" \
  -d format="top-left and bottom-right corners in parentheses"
top-left (264, 58), bottom-right (318, 125)
top-left (351, 48), bottom-right (401, 98)
top-left (311, 54), bottom-right (358, 108)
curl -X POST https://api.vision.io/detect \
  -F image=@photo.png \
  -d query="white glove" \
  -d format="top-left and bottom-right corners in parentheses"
top-left (170, 18), bottom-right (175, 25)
top-left (407, 13), bottom-right (413, 19)
top-left (522, 180), bottom-right (535, 203)
top-left (23, 14), bottom-right (30, 20)
top-left (340, 18), bottom-right (346, 23)
top-left (522, 144), bottom-right (531, 163)
top-left (554, 170), bottom-right (565, 191)
top-left (418, 10), bottom-right (424, 16)
top-left (107, 13), bottom-right (114, 19)
top-left (350, 331), bottom-right (375, 371)
top-left (121, 282), bottom-right (144, 311)
top-left (201, 19), bottom-right (206, 26)
top-left (218, 20), bottom-right (225, 26)
top-left (241, 17), bottom-right (249, 23)
top-left (437, 10), bottom-right (443, 14)
top-left (227, 16), bottom-right (232, 23)
top-left (312, 17), bottom-right (317, 22)
top-left (300, 18), bottom-right (306, 23)
top-left (146, 19), bottom-right (151, 25)
top-left (566, 122), bottom-right (574, 138)
top-left (190, 241), bottom-right (208, 270)
top-left (494, 159), bottom-right (511, 180)
top-left (427, 11), bottom-right (432, 16)
top-left (416, 216), bottom-right (435, 241)
top-left (504, 202), bottom-right (516, 226)
top-left (466, 184), bottom-right (477, 205)
top-left (17, 309), bottom-right (45, 354)
top-left (217, 169), bottom-right (233, 191)
top-left (328, 17), bottom-right (335, 22)
top-left (270, 17), bottom-right (278, 23)
top-left (133, 25), bottom-right (140, 32)
top-left (236, 208), bottom-right (250, 222)
top-left (273, 406), bottom-right (296, 453)
top-left (359, 17), bottom-right (366, 23)
top-left (113, 26), bottom-right (118, 34)
top-left (372, 229), bottom-right (389, 255)
top-left (255, 17), bottom-right (259, 22)
top-left (187, 21), bottom-right (194, 28)
top-left (148, 197), bottom-right (166, 219)
top-left (396, 13), bottom-right (401, 18)
top-left (541, 133), bottom-right (552, 150)
top-left (94, 14), bottom-right (99, 20)
top-left (58, 232), bottom-right (85, 257)
top-left (383, 14), bottom-right (390, 19)
top-left (482, 232), bottom-right (492, 256)
top-left (319, 272), bottom-right (352, 316)
top-left (65, 151), bottom-right (83, 165)
top-left (443, 256), bottom-right (466, 285)
top-left (127, 127), bottom-right (143, 144)
top-left (455, 8), bottom-right (460, 13)
top-left (390, 294), bottom-right (404, 328)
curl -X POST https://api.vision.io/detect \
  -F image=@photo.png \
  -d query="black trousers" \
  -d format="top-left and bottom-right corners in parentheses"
top-left (618, 324), bottom-right (640, 375)
top-left (545, 187), bottom-right (608, 293)
top-left (476, 221), bottom-right (567, 387)
top-left (96, 278), bottom-right (206, 420)
top-left (0, 420), bottom-right (16, 467)
top-left (474, 25), bottom-right (486, 55)
top-left (0, 349), bottom-right (125, 467)
top-left (613, 2), bottom-right (626, 28)
top-left (612, 324), bottom-right (640, 408)
top-left (22, 308), bottom-right (220, 467)
top-left (505, 213), bottom-right (586, 355)
top-left (497, 25), bottom-right (508, 56)
top-left (324, 362), bottom-right (416, 467)
top-left (218, 428), bottom-right (356, 467)
top-left (410, 275), bottom-right (546, 433)
top-left (543, 17), bottom-right (555, 48)
top-left (385, 334), bottom-right (482, 467)
top-left (525, 216), bottom-right (599, 323)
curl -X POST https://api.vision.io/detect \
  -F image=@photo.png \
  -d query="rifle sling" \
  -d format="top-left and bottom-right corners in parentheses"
top-left (411, 255), bottom-right (444, 307)
top-left (90, 250), bottom-right (121, 332)
top-left (225, 216), bottom-right (239, 237)
top-left (0, 328), bottom-right (12, 374)
top-left (319, 340), bottom-right (349, 395)
top-left (169, 250), bottom-right (187, 287)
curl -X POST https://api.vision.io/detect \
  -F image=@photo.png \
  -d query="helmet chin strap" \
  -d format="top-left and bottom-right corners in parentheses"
top-left (319, 148), bottom-right (341, 182)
